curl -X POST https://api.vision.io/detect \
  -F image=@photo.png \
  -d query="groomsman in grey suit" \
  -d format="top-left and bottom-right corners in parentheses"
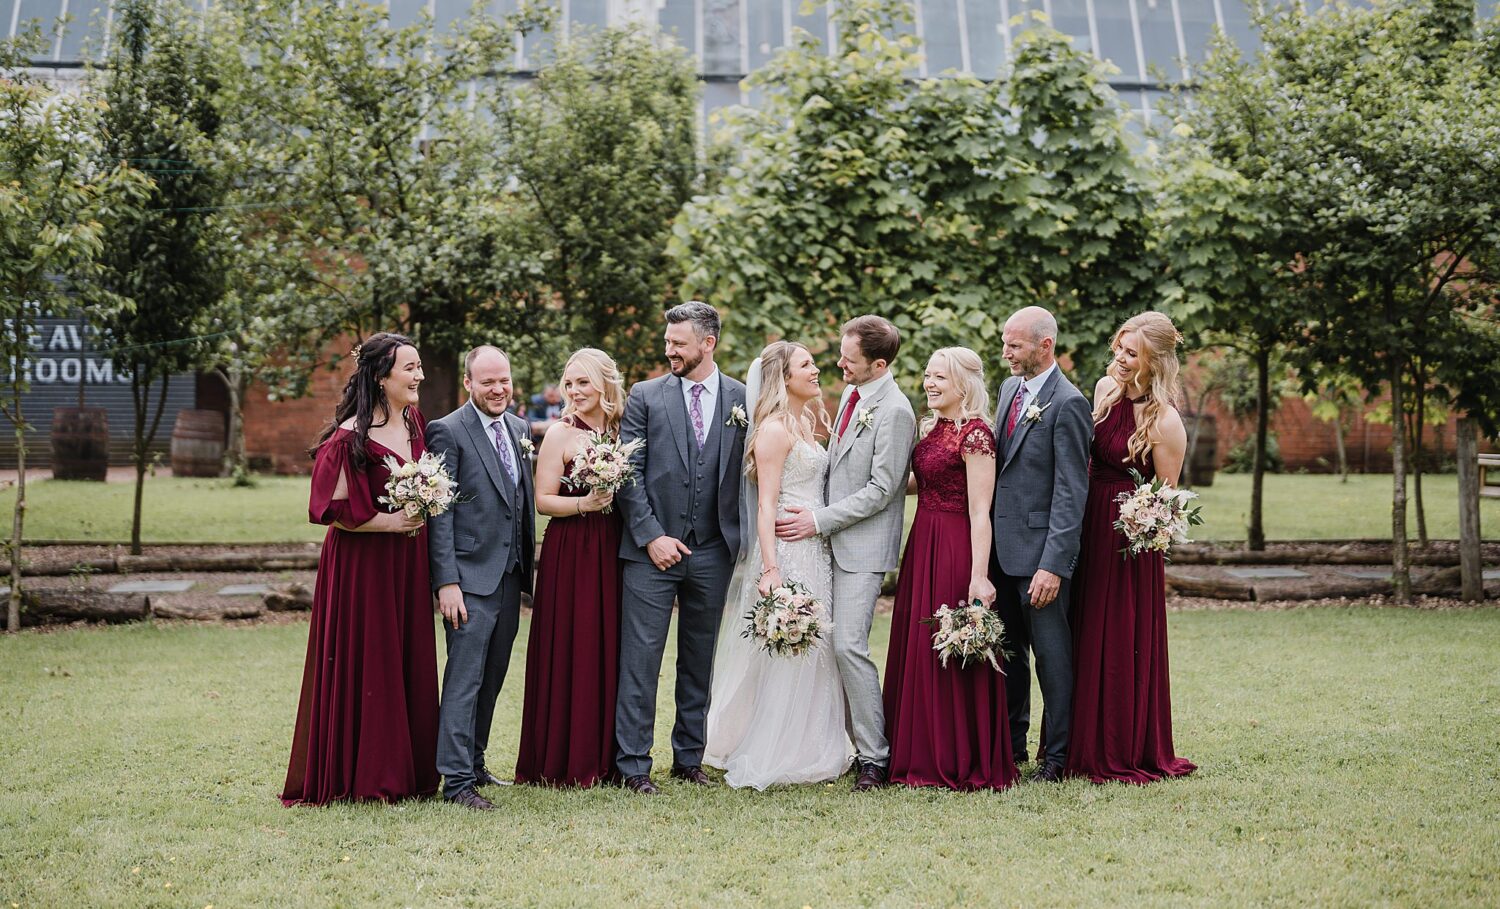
top-left (777, 315), bottom-right (915, 792)
top-left (614, 302), bottom-right (748, 794)
top-left (991, 306), bottom-right (1092, 782)
top-left (427, 346), bottom-right (536, 811)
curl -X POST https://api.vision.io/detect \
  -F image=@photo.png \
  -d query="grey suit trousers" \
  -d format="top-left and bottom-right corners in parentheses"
top-left (993, 561), bottom-right (1073, 767)
top-left (436, 567), bottom-right (522, 797)
top-left (614, 543), bottom-right (733, 779)
top-left (831, 566), bottom-right (888, 766)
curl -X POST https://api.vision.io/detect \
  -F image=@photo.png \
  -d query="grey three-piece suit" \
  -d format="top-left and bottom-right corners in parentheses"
top-left (427, 402), bottom-right (536, 798)
top-left (991, 369), bottom-right (1092, 768)
top-left (613, 371), bottom-right (748, 779)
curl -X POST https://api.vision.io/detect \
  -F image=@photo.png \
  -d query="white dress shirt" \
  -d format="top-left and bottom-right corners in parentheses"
top-left (680, 368), bottom-right (722, 440)
top-left (1014, 361), bottom-right (1059, 418)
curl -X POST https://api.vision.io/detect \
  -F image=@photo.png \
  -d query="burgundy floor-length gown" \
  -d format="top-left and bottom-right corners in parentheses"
top-left (514, 415), bottom-right (623, 787)
top-left (281, 410), bottom-right (440, 806)
top-left (1066, 397), bottom-right (1196, 784)
top-left (884, 418), bottom-right (1018, 791)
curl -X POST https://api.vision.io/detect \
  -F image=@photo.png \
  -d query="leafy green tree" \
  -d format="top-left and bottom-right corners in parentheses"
top-left (0, 28), bottom-right (149, 629)
top-left (486, 25), bottom-right (701, 383)
top-left (671, 1), bottom-right (1153, 377)
top-left (89, 0), bottom-right (229, 555)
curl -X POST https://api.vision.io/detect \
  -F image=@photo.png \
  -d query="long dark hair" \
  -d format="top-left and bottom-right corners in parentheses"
top-left (311, 332), bottom-right (419, 468)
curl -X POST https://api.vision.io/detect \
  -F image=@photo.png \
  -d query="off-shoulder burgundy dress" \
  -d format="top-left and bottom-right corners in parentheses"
top-left (281, 410), bottom-right (440, 805)
top-left (884, 418), bottom-right (1018, 791)
top-left (514, 415), bottom-right (623, 787)
top-left (1066, 397), bottom-right (1196, 784)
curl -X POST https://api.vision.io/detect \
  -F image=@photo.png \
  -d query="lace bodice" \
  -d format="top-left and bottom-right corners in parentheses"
top-left (775, 439), bottom-right (829, 514)
top-left (914, 418), bottom-right (996, 513)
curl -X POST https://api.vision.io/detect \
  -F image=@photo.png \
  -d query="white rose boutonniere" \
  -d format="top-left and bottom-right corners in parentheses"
top-left (726, 404), bottom-right (749, 429)
top-left (1023, 401), bottom-right (1052, 425)
top-left (517, 437), bottom-right (535, 460)
top-left (854, 406), bottom-right (877, 432)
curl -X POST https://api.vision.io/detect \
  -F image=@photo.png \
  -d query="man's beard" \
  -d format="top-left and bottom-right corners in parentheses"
top-left (670, 351), bottom-right (703, 377)
top-left (473, 395), bottom-right (510, 417)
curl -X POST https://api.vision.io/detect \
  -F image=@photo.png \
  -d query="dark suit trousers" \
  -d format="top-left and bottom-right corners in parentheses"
top-left (436, 567), bottom-right (522, 797)
top-left (614, 542), bottom-right (732, 779)
top-left (994, 559), bottom-right (1074, 768)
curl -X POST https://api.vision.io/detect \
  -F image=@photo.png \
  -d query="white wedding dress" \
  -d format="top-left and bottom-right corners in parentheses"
top-left (704, 439), bottom-right (853, 790)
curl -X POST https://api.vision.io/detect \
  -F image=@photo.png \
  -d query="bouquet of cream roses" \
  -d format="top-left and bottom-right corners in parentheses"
top-left (1112, 468), bottom-right (1204, 557)
top-left (742, 579), bottom-right (830, 658)
top-left (922, 599), bottom-right (1007, 670)
top-left (562, 431), bottom-right (644, 514)
top-left (378, 451), bottom-right (458, 535)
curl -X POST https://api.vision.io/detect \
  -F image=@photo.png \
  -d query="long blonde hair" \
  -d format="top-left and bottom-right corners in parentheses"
top-left (1092, 311), bottom-right (1183, 463)
top-left (559, 347), bottom-right (626, 434)
top-left (919, 347), bottom-right (990, 439)
top-left (744, 340), bottom-right (826, 482)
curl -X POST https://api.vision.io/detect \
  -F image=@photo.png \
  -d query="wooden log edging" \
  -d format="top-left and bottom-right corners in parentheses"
top-left (21, 551), bottom-right (321, 577)
top-left (19, 590), bottom-right (151, 627)
top-left (1167, 565), bottom-right (1496, 602)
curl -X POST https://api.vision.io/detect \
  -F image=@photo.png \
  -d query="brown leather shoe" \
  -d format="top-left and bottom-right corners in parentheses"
top-left (852, 762), bottom-right (888, 792)
top-left (446, 787), bottom-right (495, 811)
top-left (623, 774), bottom-right (660, 795)
top-left (670, 765), bottom-right (713, 786)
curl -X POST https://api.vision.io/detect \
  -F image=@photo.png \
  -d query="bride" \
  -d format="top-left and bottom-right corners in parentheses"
top-left (704, 341), bottom-right (853, 790)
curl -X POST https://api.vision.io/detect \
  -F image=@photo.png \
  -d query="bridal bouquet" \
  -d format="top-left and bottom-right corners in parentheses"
top-left (379, 451), bottom-right (458, 535)
top-left (1113, 468), bottom-right (1204, 557)
top-left (562, 431), bottom-right (644, 514)
top-left (742, 579), bottom-right (829, 658)
top-left (923, 599), bottom-right (1007, 671)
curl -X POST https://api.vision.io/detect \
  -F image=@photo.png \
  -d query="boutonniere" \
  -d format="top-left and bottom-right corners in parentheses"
top-left (517, 437), bottom-right (535, 460)
top-left (725, 404), bottom-right (749, 429)
top-left (854, 406), bottom-right (877, 432)
top-left (1023, 401), bottom-right (1052, 425)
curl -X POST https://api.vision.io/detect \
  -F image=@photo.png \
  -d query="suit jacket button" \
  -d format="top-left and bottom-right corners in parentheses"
top-left (679, 512), bottom-right (687, 519)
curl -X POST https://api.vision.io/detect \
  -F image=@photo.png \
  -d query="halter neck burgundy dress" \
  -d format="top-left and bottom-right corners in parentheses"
top-left (514, 414), bottom-right (623, 787)
top-left (282, 410), bottom-right (440, 805)
top-left (1065, 396), bottom-right (1196, 784)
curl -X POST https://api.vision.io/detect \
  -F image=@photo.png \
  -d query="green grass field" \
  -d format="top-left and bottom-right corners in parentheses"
top-left (1, 472), bottom-right (1495, 543)
top-left (2, 608), bottom-right (1498, 906)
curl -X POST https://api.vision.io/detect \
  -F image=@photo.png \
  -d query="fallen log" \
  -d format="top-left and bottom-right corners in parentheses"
top-left (265, 583), bottom-right (313, 612)
top-left (1165, 572), bottom-right (1255, 600)
top-left (1250, 579), bottom-right (1390, 601)
top-left (153, 600), bottom-right (264, 621)
top-left (19, 590), bottom-right (151, 627)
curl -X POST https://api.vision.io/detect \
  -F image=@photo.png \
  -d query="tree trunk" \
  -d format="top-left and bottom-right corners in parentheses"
top-left (1387, 334), bottom-right (1412, 603)
top-left (1456, 417), bottom-right (1483, 601)
top-left (1249, 345), bottom-right (1270, 551)
top-left (129, 371), bottom-right (172, 556)
top-left (217, 365), bottom-right (247, 476)
top-left (1333, 406), bottom-right (1349, 482)
top-left (1412, 379), bottom-right (1428, 548)
top-left (417, 335), bottom-right (461, 421)
top-left (6, 316), bottom-right (26, 632)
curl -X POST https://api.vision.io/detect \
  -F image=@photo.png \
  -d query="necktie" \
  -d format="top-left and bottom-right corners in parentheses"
top-left (690, 383), bottom-right (706, 449)
top-left (492, 420), bottom-right (518, 487)
top-left (836, 388), bottom-right (861, 439)
top-left (1006, 385), bottom-right (1026, 436)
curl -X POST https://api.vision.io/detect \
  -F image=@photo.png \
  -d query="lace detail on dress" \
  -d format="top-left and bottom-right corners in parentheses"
top-left (915, 419), bottom-right (992, 513)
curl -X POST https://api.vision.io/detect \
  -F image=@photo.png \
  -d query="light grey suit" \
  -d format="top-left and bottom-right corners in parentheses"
top-left (990, 368), bottom-right (1091, 768)
top-left (427, 403), bottom-right (536, 797)
top-left (815, 372), bottom-right (916, 767)
top-left (614, 371), bottom-right (747, 779)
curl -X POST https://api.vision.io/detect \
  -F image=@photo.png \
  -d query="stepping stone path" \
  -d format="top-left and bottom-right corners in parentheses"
top-left (1223, 567), bottom-right (1310, 579)
top-left (216, 584), bottom-right (272, 597)
top-left (107, 579), bottom-right (196, 594)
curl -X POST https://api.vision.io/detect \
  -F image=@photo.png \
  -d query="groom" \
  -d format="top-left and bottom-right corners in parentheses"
top-left (778, 315), bottom-right (916, 792)
top-left (991, 306), bottom-right (1091, 782)
top-left (614, 301), bottom-right (747, 794)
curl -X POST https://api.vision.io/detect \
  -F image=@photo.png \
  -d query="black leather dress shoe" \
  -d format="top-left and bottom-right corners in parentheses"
top-left (670, 765), bottom-right (713, 785)
top-left (623, 774), bottom-right (660, 795)
top-left (851, 762), bottom-right (888, 792)
top-left (476, 768), bottom-right (511, 787)
top-left (446, 788), bottom-right (496, 811)
top-left (1034, 763), bottom-right (1064, 783)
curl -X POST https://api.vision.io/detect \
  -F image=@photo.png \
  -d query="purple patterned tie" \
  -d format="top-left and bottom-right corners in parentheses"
top-left (690, 383), bottom-right (706, 449)
top-left (492, 420), bottom-right (518, 486)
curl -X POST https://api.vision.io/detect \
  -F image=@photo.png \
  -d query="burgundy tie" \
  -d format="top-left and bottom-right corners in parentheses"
top-left (1005, 386), bottom-right (1025, 436)
top-left (836, 388), bottom-right (861, 439)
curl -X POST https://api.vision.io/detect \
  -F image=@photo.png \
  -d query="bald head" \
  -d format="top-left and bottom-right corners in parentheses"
top-left (1001, 306), bottom-right (1057, 379)
top-left (464, 345), bottom-right (513, 417)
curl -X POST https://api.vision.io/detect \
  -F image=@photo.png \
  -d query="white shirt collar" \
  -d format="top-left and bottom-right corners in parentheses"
top-left (471, 399), bottom-right (508, 430)
top-left (853, 371), bottom-right (894, 398)
top-left (682, 368), bottom-right (721, 403)
top-left (1021, 362), bottom-right (1058, 400)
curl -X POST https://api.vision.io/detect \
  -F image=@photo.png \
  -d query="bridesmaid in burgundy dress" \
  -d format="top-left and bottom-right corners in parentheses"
top-left (282, 332), bottom-right (441, 806)
top-left (514, 348), bottom-right (624, 787)
top-left (884, 348), bottom-right (1018, 791)
top-left (1067, 312), bottom-right (1197, 784)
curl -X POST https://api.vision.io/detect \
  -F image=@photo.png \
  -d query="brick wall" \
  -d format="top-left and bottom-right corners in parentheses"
top-left (242, 351), bottom-right (356, 474)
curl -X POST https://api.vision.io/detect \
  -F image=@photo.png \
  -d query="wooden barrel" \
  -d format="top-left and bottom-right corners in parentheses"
top-left (1185, 412), bottom-right (1218, 487)
top-left (50, 406), bottom-right (110, 481)
top-left (170, 410), bottom-right (226, 477)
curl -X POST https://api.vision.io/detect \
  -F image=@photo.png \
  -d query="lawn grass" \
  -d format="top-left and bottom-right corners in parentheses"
top-left (2, 607), bottom-right (1498, 907)
top-left (4, 471), bottom-right (1497, 544)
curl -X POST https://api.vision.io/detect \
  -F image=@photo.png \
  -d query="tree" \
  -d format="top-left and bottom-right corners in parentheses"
top-left (486, 25), bottom-right (702, 383)
top-left (89, 0), bottom-right (229, 555)
top-left (222, 0), bottom-right (547, 419)
top-left (0, 28), bottom-right (149, 629)
top-left (671, 1), bottom-right (1154, 376)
